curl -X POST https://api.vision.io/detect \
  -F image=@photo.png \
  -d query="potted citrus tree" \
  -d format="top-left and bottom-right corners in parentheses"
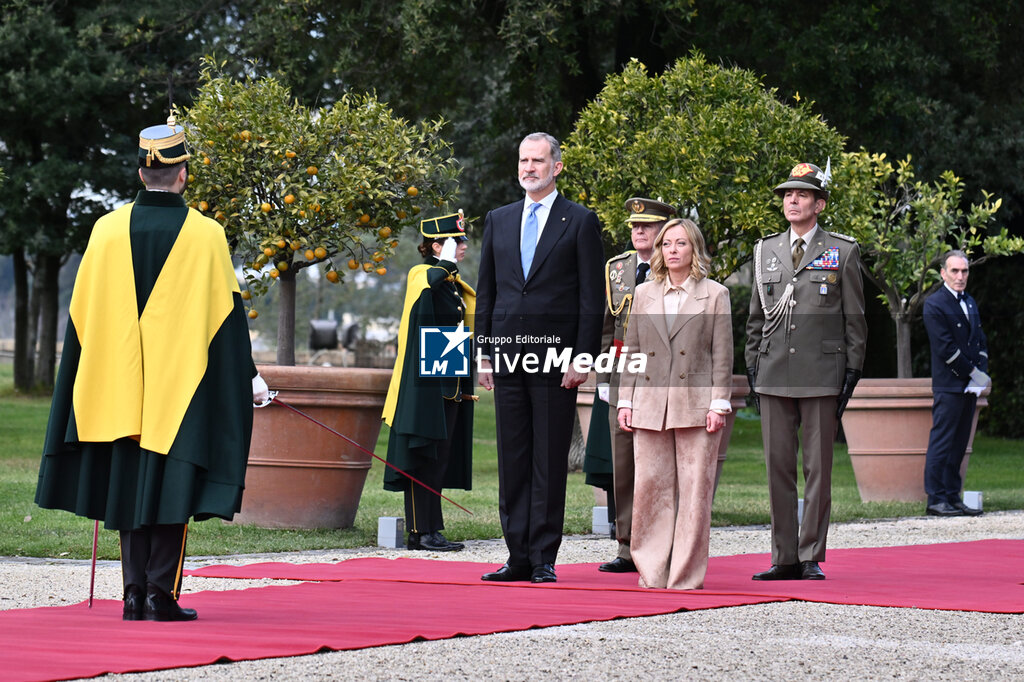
top-left (560, 54), bottom-right (845, 484)
top-left (826, 150), bottom-right (1024, 501)
top-left (183, 61), bottom-right (460, 527)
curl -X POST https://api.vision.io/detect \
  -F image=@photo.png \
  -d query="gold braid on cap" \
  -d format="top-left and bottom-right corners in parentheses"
top-left (139, 116), bottom-right (190, 167)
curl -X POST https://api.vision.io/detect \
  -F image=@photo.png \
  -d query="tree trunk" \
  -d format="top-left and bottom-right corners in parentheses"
top-left (276, 268), bottom-right (297, 366)
top-left (894, 314), bottom-right (913, 379)
top-left (567, 411), bottom-right (585, 472)
top-left (33, 253), bottom-right (62, 389)
top-left (11, 248), bottom-right (34, 391)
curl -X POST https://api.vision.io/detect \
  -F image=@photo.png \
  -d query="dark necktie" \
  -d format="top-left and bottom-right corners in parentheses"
top-left (636, 261), bottom-right (650, 283)
top-left (792, 238), bottom-right (805, 270)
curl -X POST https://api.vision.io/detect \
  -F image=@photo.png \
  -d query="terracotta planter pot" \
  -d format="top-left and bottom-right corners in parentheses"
top-left (232, 364), bottom-right (392, 529)
top-left (840, 378), bottom-right (987, 502)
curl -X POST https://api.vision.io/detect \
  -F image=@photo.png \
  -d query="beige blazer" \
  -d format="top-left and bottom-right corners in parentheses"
top-left (619, 276), bottom-right (733, 430)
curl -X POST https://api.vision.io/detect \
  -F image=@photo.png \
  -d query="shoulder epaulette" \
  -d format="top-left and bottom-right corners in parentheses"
top-left (756, 232), bottom-right (782, 244)
top-left (606, 250), bottom-right (636, 266)
top-left (825, 230), bottom-right (858, 243)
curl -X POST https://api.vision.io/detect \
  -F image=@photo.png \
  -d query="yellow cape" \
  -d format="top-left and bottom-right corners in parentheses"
top-left (382, 263), bottom-right (476, 427)
top-left (69, 203), bottom-right (240, 455)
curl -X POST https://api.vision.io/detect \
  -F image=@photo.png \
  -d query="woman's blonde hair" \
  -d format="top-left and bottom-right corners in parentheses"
top-left (649, 218), bottom-right (711, 282)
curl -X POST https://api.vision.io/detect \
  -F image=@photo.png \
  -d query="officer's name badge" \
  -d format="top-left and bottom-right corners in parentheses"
top-left (805, 247), bottom-right (839, 270)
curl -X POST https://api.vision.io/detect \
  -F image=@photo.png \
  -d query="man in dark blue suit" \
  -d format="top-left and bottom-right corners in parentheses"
top-left (476, 132), bottom-right (605, 583)
top-left (922, 250), bottom-right (988, 517)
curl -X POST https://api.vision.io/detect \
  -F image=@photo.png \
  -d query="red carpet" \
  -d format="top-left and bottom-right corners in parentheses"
top-left (1, 540), bottom-right (1020, 682)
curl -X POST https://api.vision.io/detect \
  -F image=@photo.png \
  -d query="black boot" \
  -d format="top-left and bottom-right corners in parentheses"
top-left (144, 584), bottom-right (198, 621)
top-left (123, 584), bottom-right (145, 621)
top-left (430, 531), bottom-right (465, 551)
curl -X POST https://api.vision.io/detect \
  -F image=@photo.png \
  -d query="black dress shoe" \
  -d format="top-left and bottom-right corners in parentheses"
top-left (926, 502), bottom-right (964, 517)
top-left (952, 501), bottom-right (983, 516)
top-left (531, 563), bottom-right (557, 583)
top-left (598, 557), bottom-right (637, 573)
top-left (144, 585), bottom-right (198, 622)
top-left (430, 531), bottom-right (465, 550)
top-left (800, 561), bottom-right (825, 580)
top-left (408, 531), bottom-right (462, 552)
top-left (122, 584), bottom-right (145, 621)
top-left (481, 564), bottom-right (531, 582)
top-left (751, 564), bottom-right (801, 581)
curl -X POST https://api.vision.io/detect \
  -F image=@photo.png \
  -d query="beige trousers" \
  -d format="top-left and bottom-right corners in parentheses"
top-left (631, 426), bottom-right (721, 590)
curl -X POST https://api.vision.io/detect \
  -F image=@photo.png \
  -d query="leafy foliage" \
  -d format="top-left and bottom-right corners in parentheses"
top-left (183, 62), bottom-right (460, 362)
top-left (560, 54), bottom-right (844, 275)
top-left (828, 150), bottom-right (1024, 377)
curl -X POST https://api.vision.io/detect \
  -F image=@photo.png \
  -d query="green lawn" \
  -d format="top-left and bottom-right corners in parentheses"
top-left (2, 362), bottom-right (1021, 560)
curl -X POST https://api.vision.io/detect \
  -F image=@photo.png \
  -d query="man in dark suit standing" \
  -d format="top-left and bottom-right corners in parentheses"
top-left (922, 250), bottom-right (988, 517)
top-left (476, 132), bottom-right (605, 583)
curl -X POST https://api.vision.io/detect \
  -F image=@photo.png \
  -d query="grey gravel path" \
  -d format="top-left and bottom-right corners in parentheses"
top-left (2, 512), bottom-right (1021, 680)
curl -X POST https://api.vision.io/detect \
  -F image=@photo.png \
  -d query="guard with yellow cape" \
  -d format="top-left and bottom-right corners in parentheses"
top-left (382, 212), bottom-right (475, 552)
top-left (35, 117), bottom-right (265, 621)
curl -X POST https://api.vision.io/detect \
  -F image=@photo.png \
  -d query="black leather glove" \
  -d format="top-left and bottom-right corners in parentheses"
top-left (746, 368), bottom-right (760, 414)
top-left (836, 368), bottom-right (862, 419)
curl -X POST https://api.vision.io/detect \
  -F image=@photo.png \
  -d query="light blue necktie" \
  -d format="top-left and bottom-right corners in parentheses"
top-left (521, 202), bottom-right (542, 277)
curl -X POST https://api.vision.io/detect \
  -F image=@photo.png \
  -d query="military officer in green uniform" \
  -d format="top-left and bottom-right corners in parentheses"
top-left (382, 212), bottom-right (475, 552)
top-left (591, 197), bottom-right (676, 573)
top-left (745, 162), bottom-right (867, 581)
top-left (36, 117), bottom-right (263, 621)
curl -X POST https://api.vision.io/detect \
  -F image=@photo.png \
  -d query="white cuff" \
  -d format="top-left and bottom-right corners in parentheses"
top-left (709, 398), bottom-right (732, 415)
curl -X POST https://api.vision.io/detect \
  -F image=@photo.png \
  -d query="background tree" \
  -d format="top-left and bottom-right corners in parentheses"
top-left (827, 150), bottom-right (1023, 378)
top-left (183, 63), bottom-right (460, 365)
top-left (0, 0), bottom-right (230, 392)
top-left (560, 55), bottom-right (844, 276)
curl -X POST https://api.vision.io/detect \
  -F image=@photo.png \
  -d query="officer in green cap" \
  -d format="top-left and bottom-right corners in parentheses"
top-left (36, 116), bottom-right (263, 621)
top-left (586, 196), bottom-right (676, 574)
top-left (383, 211), bottom-right (475, 552)
top-left (746, 161), bottom-right (867, 581)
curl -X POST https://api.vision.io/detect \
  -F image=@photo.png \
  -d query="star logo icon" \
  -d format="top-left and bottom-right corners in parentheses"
top-left (440, 322), bottom-right (473, 358)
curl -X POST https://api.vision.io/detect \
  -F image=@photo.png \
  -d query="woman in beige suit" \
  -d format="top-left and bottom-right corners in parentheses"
top-left (616, 218), bottom-right (733, 589)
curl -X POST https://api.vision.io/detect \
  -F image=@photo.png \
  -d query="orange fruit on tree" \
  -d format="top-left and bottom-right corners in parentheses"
top-left (359, 214), bottom-right (371, 224)
top-left (347, 258), bottom-right (359, 270)
top-left (289, 240), bottom-right (301, 251)
top-left (187, 174), bottom-right (195, 183)
top-left (406, 186), bottom-right (419, 197)
top-left (378, 226), bottom-right (392, 239)
top-left (277, 261), bottom-right (289, 272)
top-left (247, 309), bottom-right (258, 319)
top-left (261, 202), bottom-right (272, 213)
top-left (390, 239), bottom-right (399, 248)
top-left (299, 210), bottom-right (307, 218)
top-left (305, 249), bottom-right (316, 261)
top-left (202, 156), bottom-right (211, 165)
top-left (263, 246), bottom-right (275, 257)
top-left (198, 200), bottom-right (209, 211)
top-left (215, 211), bottom-right (226, 221)
top-left (311, 203), bottom-right (321, 213)
top-left (412, 206), bottom-right (421, 215)
top-left (269, 268), bottom-right (280, 278)
top-left (240, 130), bottom-right (252, 141)
top-left (375, 267), bottom-right (387, 276)
top-left (396, 209), bottom-right (407, 219)
top-left (240, 290), bottom-right (251, 300)
top-left (276, 239), bottom-right (287, 249)
top-left (285, 150), bottom-right (296, 158)
top-left (306, 165), bottom-right (318, 176)
top-left (283, 194), bottom-right (295, 204)
top-left (314, 246), bottom-right (328, 259)
top-left (372, 252), bottom-right (385, 263)
top-left (325, 270), bottom-right (340, 283)
top-left (362, 262), bottom-right (373, 272)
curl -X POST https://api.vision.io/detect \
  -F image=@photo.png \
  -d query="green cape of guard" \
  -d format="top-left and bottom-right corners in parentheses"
top-left (36, 190), bottom-right (256, 530)
top-left (382, 213), bottom-right (475, 495)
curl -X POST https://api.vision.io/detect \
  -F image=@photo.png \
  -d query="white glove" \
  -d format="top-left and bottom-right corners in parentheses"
top-left (439, 237), bottom-right (457, 262)
top-left (252, 374), bottom-right (269, 404)
top-left (969, 367), bottom-right (991, 389)
top-left (965, 384), bottom-right (985, 396)
top-left (597, 382), bottom-right (610, 403)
